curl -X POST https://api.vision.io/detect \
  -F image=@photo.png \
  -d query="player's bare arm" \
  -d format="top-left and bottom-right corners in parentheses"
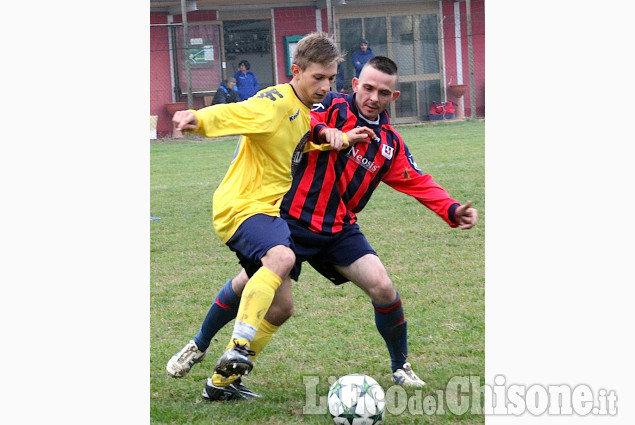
top-left (454, 200), bottom-right (478, 230)
top-left (172, 110), bottom-right (198, 132)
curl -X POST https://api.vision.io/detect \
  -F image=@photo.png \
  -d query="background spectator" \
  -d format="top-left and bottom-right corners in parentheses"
top-left (212, 78), bottom-right (240, 105)
top-left (233, 60), bottom-right (260, 100)
top-left (352, 39), bottom-right (375, 78)
top-left (336, 62), bottom-right (346, 92)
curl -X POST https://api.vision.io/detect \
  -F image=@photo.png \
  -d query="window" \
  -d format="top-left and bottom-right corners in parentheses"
top-left (337, 12), bottom-right (443, 122)
top-left (223, 20), bottom-right (270, 53)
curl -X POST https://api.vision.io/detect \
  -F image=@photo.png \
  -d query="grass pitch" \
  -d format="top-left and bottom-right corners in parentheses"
top-left (150, 119), bottom-right (485, 424)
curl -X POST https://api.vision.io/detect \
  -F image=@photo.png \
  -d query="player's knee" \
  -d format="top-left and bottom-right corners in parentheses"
top-left (266, 245), bottom-right (296, 273)
top-left (368, 279), bottom-right (397, 305)
top-left (280, 247), bottom-right (296, 270)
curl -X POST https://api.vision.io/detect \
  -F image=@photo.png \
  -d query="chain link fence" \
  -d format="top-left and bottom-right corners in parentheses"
top-left (150, 1), bottom-right (484, 138)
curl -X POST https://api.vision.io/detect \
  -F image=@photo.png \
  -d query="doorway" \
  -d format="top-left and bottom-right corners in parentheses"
top-left (222, 19), bottom-right (274, 89)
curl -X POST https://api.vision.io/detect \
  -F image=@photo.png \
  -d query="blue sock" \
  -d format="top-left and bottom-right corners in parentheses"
top-left (193, 279), bottom-right (240, 352)
top-left (373, 293), bottom-right (408, 372)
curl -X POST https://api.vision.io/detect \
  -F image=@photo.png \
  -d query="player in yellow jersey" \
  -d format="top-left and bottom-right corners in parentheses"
top-left (172, 32), bottom-right (345, 392)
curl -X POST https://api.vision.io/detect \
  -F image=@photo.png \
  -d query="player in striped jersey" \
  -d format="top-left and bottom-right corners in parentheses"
top-left (277, 56), bottom-right (478, 386)
top-left (167, 56), bottom-right (478, 399)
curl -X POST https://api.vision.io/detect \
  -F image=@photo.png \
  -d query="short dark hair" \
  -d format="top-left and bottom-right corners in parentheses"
top-left (238, 60), bottom-right (250, 69)
top-left (364, 56), bottom-right (398, 76)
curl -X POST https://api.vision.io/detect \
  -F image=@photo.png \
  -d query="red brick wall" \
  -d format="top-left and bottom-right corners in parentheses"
top-left (273, 7), bottom-right (319, 84)
top-left (150, 12), bottom-right (173, 137)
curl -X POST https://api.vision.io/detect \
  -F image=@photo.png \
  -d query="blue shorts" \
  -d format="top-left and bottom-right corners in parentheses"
top-left (226, 214), bottom-right (296, 279)
top-left (226, 214), bottom-right (376, 285)
top-left (287, 218), bottom-right (376, 285)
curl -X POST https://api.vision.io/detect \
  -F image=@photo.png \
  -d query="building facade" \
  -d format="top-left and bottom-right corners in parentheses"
top-left (150, 0), bottom-right (484, 138)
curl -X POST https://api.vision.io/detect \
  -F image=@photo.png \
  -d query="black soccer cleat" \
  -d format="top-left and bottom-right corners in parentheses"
top-left (202, 378), bottom-right (262, 401)
top-left (231, 379), bottom-right (262, 399)
top-left (213, 339), bottom-right (256, 379)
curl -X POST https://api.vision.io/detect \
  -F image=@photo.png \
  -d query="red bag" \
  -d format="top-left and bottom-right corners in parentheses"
top-left (430, 101), bottom-right (455, 115)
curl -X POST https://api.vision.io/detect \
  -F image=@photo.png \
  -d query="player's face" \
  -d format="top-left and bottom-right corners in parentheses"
top-left (292, 61), bottom-right (338, 107)
top-left (352, 66), bottom-right (400, 121)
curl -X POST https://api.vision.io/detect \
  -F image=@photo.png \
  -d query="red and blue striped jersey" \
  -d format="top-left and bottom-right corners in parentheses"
top-left (280, 91), bottom-right (460, 235)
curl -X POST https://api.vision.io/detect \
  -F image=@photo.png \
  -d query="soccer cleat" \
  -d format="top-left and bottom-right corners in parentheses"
top-left (231, 379), bottom-right (262, 398)
top-left (391, 362), bottom-right (426, 387)
top-left (202, 377), bottom-right (262, 401)
top-left (213, 339), bottom-right (255, 383)
top-left (166, 340), bottom-right (207, 378)
top-left (202, 379), bottom-right (238, 401)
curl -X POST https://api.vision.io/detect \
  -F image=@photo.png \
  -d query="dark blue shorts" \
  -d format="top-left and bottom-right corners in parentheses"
top-left (226, 214), bottom-right (296, 279)
top-left (226, 214), bottom-right (376, 285)
top-left (287, 218), bottom-right (376, 285)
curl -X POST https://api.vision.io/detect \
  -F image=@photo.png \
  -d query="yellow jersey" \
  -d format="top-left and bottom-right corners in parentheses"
top-left (189, 83), bottom-right (327, 243)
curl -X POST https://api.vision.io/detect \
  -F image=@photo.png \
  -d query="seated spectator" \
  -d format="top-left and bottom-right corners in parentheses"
top-left (212, 78), bottom-right (240, 105)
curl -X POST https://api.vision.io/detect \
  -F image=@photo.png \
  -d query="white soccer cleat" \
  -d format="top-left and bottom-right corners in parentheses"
top-left (391, 362), bottom-right (426, 387)
top-left (166, 340), bottom-right (207, 378)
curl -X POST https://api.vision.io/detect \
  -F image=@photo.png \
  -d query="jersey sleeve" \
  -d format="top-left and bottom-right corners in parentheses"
top-left (310, 93), bottom-right (356, 142)
top-left (310, 93), bottom-right (334, 142)
top-left (303, 141), bottom-right (335, 152)
top-left (190, 88), bottom-right (289, 139)
top-left (305, 93), bottom-right (354, 152)
top-left (382, 135), bottom-right (461, 227)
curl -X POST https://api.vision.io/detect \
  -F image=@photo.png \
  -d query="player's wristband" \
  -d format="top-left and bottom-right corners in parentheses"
top-left (342, 133), bottom-right (349, 146)
top-left (448, 203), bottom-right (460, 223)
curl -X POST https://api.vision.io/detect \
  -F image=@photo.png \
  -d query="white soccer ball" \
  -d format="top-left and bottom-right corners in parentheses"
top-left (327, 373), bottom-right (386, 425)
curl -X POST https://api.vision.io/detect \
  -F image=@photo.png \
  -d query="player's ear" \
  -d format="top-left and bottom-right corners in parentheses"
top-left (391, 90), bottom-right (401, 102)
top-left (291, 63), bottom-right (301, 78)
top-left (352, 77), bottom-right (359, 92)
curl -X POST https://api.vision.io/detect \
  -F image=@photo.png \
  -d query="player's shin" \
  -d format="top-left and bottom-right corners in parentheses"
top-left (228, 266), bottom-right (282, 349)
top-left (193, 278), bottom-right (240, 351)
top-left (248, 319), bottom-right (279, 360)
top-left (372, 293), bottom-right (408, 372)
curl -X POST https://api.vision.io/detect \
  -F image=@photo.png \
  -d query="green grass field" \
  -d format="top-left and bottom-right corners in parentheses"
top-left (150, 120), bottom-right (485, 424)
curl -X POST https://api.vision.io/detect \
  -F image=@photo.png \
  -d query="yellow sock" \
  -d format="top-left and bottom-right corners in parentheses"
top-left (215, 268), bottom-right (282, 387)
top-left (230, 267), bottom-right (282, 344)
top-left (249, 319), bottom-right (279, 360)
top-left (212, 372), bottom-right (239, 386)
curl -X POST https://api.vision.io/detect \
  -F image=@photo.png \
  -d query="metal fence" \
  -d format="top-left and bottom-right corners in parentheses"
top-left (150, 2), bottom-right (484, 137)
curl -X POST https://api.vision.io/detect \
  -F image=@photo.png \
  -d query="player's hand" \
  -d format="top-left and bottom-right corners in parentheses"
top-left (455, 200), bottom-right (478, 230)
top-left (321, 128), bottom-right (348, 150)
top-left (172, 110), bottom-right (198, 132)
top-left (346, 126), bottom-right (375, 145)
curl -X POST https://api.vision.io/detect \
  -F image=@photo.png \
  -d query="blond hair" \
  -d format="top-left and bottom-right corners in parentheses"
top-left (292, 32), bottom-right (344, 70)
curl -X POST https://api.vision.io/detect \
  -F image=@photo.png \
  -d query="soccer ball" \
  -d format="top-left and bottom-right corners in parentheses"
top-left (327, 374), bottom-right (385, 425)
